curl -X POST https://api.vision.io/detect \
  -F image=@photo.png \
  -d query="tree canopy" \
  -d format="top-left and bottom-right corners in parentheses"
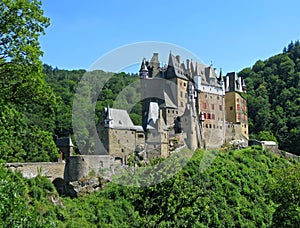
top-left (239, 40), bottom-right (300, 155)
top-left (0, 0), bottom-right (58, 162)
top-left (1, 147), bottom-right (299, 227)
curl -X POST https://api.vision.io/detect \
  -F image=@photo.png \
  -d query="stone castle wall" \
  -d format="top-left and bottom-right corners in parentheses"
top-left (6, 162), bottom-right (65, 181)
top-left (6, 155), bottom-right (114, 183)
top-left (64, 155), bottom-right (112, 182)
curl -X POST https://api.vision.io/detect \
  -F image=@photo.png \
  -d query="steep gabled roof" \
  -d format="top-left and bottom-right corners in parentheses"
top-left (105, 108), bottom-right (134, 130)
top-left (191, 61), bottom-right (207, 83)
top-left (146, 102), bottom-right (168, 131)
top-left (147, 102), bottom-right (159, 129)
top-left (168, 53), bottom-right (189, 80)
top-left (163, 91), bottom-right (177, 109)
top-left (56, 137), bottom-right (73, 147)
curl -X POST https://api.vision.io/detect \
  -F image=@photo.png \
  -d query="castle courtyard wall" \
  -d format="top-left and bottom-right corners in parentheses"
top-left (6, 162), bottom-right (65, 181)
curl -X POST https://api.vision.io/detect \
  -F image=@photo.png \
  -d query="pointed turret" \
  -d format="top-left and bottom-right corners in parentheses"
top-left (104, 106), bottom-right (113, 128)
top-left (139, 58), bottom-right (149, 79)
top-left (150, 53), bottom-right (160, 78)
top-left (168, 52), bottom-right (174, 67)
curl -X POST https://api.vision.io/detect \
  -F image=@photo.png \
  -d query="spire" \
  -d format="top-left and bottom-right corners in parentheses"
top-left (168, 52), bottom-right (174, 67)
top-left (104, 106), bottom-right (113, 128)
top-left (139, 58), bottom-right (148, 79)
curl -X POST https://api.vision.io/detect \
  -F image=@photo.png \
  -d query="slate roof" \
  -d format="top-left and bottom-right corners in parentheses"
top-left (56, 137), bottom-right (73, 147)
top-left (163, 91), bottom-right (177, 109)
top-left (168, 53), bottom-right (189, 81)
top-left (146, 102), bottom-right (159, 129)
top-left (146, 102), bottom-right (168, 131)
top-left (105, 108), bottom-right (143, 131)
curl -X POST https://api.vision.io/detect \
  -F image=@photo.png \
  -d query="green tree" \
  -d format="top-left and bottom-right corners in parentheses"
top-left (257, 130), bottom-right (278, 143)
top-left (0, 0), bottom-right (58, 162)
top-left (269, 165), bottom-right (300, 227)
top-left (240, 40), bottom-right (300, 154)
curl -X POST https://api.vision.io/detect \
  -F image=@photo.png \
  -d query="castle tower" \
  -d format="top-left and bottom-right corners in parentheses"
top-left (139, 57), bottom-right (151, 131)
top-left (149, 53), bottom-right (160, 78)
top-left (224, 72), bottom-right (249, 146)
top-left (139, 58), bottom-right (149, 79)
top-left (181, 104), bottom-right (198, 150)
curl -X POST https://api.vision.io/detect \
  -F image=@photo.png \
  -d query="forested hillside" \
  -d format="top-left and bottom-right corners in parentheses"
top-left (0, 0), bottom-right (299, 227)
top-left (1, 147), bottom-right (299, 227)
top-left (45, 41), bottom-right (300, 155)
top-left (239, 41), bottom-right (300, 154)
top-left (43, 65), bottom-right (141, 153)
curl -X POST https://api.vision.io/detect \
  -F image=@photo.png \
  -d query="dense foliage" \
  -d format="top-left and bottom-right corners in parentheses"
top-left (0, 165), bottom-right (59, 227)
top-left (1, 147), bottom-right (299, 227)
top-left (239, 41), bottom-right (300, 154)
top-left (0, 0), bottom-right (59, 162)
top-left (1, 1), bottom-right (299, 226)
top-left (44, 65), bottom-right (141, 138)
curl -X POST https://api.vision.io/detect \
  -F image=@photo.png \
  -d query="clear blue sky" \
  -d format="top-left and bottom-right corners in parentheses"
top-left (40, 0), bottom-right (300, 74)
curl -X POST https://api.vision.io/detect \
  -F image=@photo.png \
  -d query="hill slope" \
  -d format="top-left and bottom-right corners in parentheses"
top-left (2, 147), bottom-right (299, 227)
top-left (239, 41), bottom-right (300, 154)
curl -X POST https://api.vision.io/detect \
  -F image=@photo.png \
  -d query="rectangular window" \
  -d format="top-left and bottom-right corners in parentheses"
top-left (244, 115), bottom-right (247, 121)
top-left (211, 104), bottom-right (214, 110)
top-left (237, 104), bottom-right (240, 110)
top-left (244, 106), bottom-right (247, 112)
top-left (238, 113), bottom-right (241, 120)
top-left (203, 102), bottom-right (207, 109)
top-left (219, 105), bottom-right (222, 111)
top-left (180, 91), bottom-right (183, 97)
top-left (207, 113), bottom-right (211, 119)
top-left (212, 113), bottom-right (215, 119)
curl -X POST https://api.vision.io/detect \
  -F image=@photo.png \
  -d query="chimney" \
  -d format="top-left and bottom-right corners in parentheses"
top-left (176, 55), bottom-right (181, 64)
top-left (151, 53), bottom-right (159, 63)
top-left (186, 59), bottom-right (190, 69)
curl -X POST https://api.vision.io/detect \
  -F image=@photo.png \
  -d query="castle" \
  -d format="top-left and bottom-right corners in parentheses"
top-left (96, 52), bottom-right (248, 164)
top-left (5, 53), bottom-right (249, 189)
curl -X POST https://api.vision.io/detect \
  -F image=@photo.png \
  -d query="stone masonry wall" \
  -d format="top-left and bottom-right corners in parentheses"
top-left (6, 162), bottom-right (65, 181)
top-left (64, 155), bottom-right (113, 182)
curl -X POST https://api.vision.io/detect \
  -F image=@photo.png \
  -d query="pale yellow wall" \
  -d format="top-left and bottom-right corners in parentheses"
top-left (225, 92), bottom-right (249, 141)
top-left (198, 91), bottom-right (225, 148)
